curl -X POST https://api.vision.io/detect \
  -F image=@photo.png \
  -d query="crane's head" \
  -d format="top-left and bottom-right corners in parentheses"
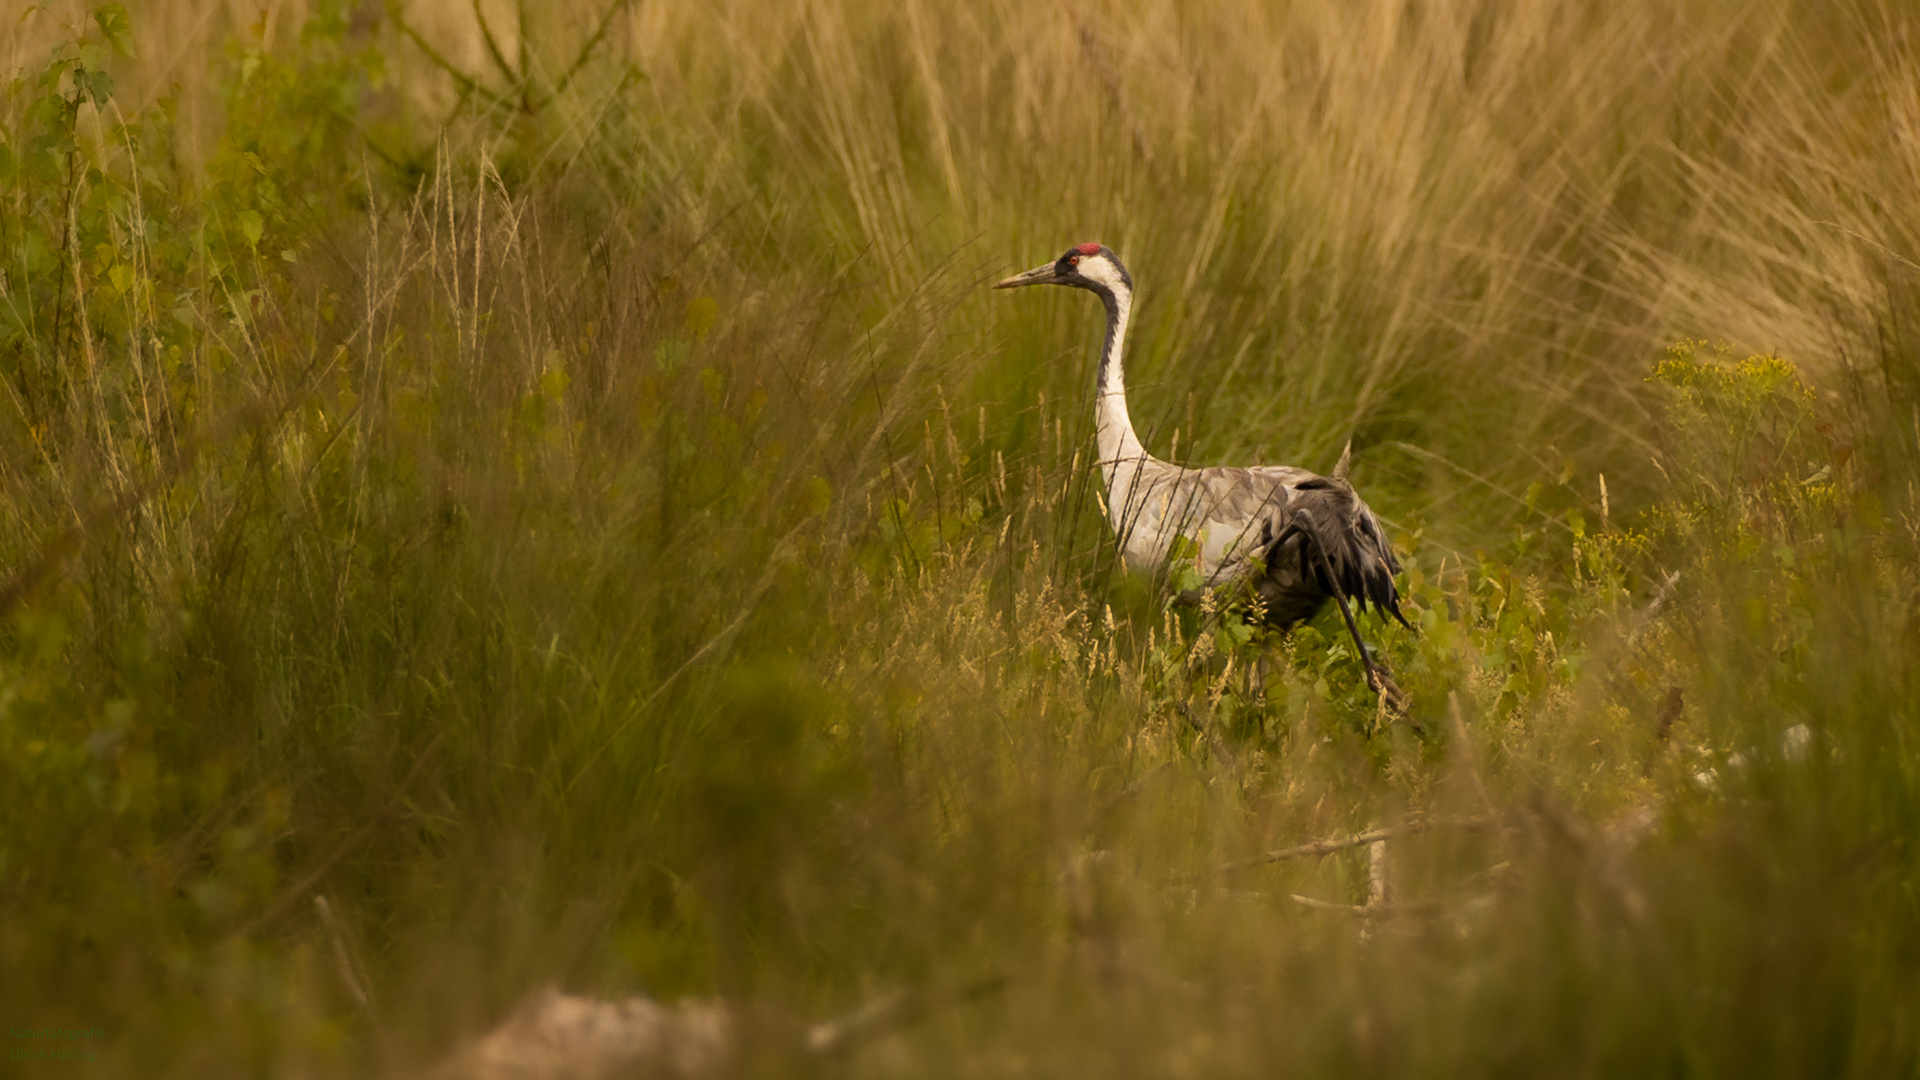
top-left (994, 242), bottom-right (1132, 297)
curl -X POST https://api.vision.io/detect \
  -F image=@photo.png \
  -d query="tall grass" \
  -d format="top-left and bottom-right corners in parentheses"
top-left (2, 0), bottom-right (1917, 1074)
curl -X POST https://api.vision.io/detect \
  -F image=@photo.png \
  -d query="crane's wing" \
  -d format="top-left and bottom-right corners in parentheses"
top-left (1105, 460), bottom-right (1311, 579)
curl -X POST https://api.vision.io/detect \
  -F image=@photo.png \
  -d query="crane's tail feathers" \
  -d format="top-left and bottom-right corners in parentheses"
top-left (1275, 478), bottom-right (1410, 632)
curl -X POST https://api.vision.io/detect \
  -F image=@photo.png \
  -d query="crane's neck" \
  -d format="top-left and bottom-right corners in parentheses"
top-left (1094, 281), bottom-right (1148, 488)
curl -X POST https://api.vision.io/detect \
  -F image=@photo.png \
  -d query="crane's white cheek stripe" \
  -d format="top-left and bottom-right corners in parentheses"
top-left (1076, 256), bottom-right (1126, 292)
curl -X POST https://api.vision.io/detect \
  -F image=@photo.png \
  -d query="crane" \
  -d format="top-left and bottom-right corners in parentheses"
top-left (996, 242), bottom-right (1412, 706)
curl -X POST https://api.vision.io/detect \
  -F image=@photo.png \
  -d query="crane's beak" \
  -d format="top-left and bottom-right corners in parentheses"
top-left (993, 262), bottom-right (1063, 289)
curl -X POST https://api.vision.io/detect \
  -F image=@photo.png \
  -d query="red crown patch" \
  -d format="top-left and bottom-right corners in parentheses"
top-left (1075, 242), bottom-right (1102, 256)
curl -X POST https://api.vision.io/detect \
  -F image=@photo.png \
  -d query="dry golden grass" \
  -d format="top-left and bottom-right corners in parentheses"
top-left (2, 0), bottom-right (1917, 1075)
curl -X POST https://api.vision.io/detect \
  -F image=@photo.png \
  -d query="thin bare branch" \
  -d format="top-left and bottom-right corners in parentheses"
top-left (471, 0), bottom-right (521, 84)
top-left (385, 1), bottom-right (485, 99)
top-left (554, 0), bottom-right (637, 95)
top-left (1287, 893), bottom-right (1443, 919)
top-left (1220, 815), bottom-right (1492, 873)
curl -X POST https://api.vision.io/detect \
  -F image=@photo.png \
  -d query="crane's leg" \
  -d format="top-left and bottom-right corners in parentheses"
top-left (1315, 553), bottom-right (1406, 710)
top-left (1276, 523), bottom-right (1409, 712)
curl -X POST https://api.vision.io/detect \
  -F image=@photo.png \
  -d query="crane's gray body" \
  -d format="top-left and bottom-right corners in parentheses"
top-left (999, 244), bottom-right (1407, 633)
top-left (1102, 457), bottom-right (1403, 629)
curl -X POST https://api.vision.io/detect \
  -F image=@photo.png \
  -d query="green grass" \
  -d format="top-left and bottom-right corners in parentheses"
top-left (2, 1), bottom-right (1918, 1075)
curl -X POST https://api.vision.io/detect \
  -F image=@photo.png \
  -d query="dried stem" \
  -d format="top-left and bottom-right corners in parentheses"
top-left (1219, 815), bottom-right (1492, 873)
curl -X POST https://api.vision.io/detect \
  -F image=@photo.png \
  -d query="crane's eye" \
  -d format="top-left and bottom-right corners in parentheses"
top-left (1068, 255), bottom-right (1081, 266)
